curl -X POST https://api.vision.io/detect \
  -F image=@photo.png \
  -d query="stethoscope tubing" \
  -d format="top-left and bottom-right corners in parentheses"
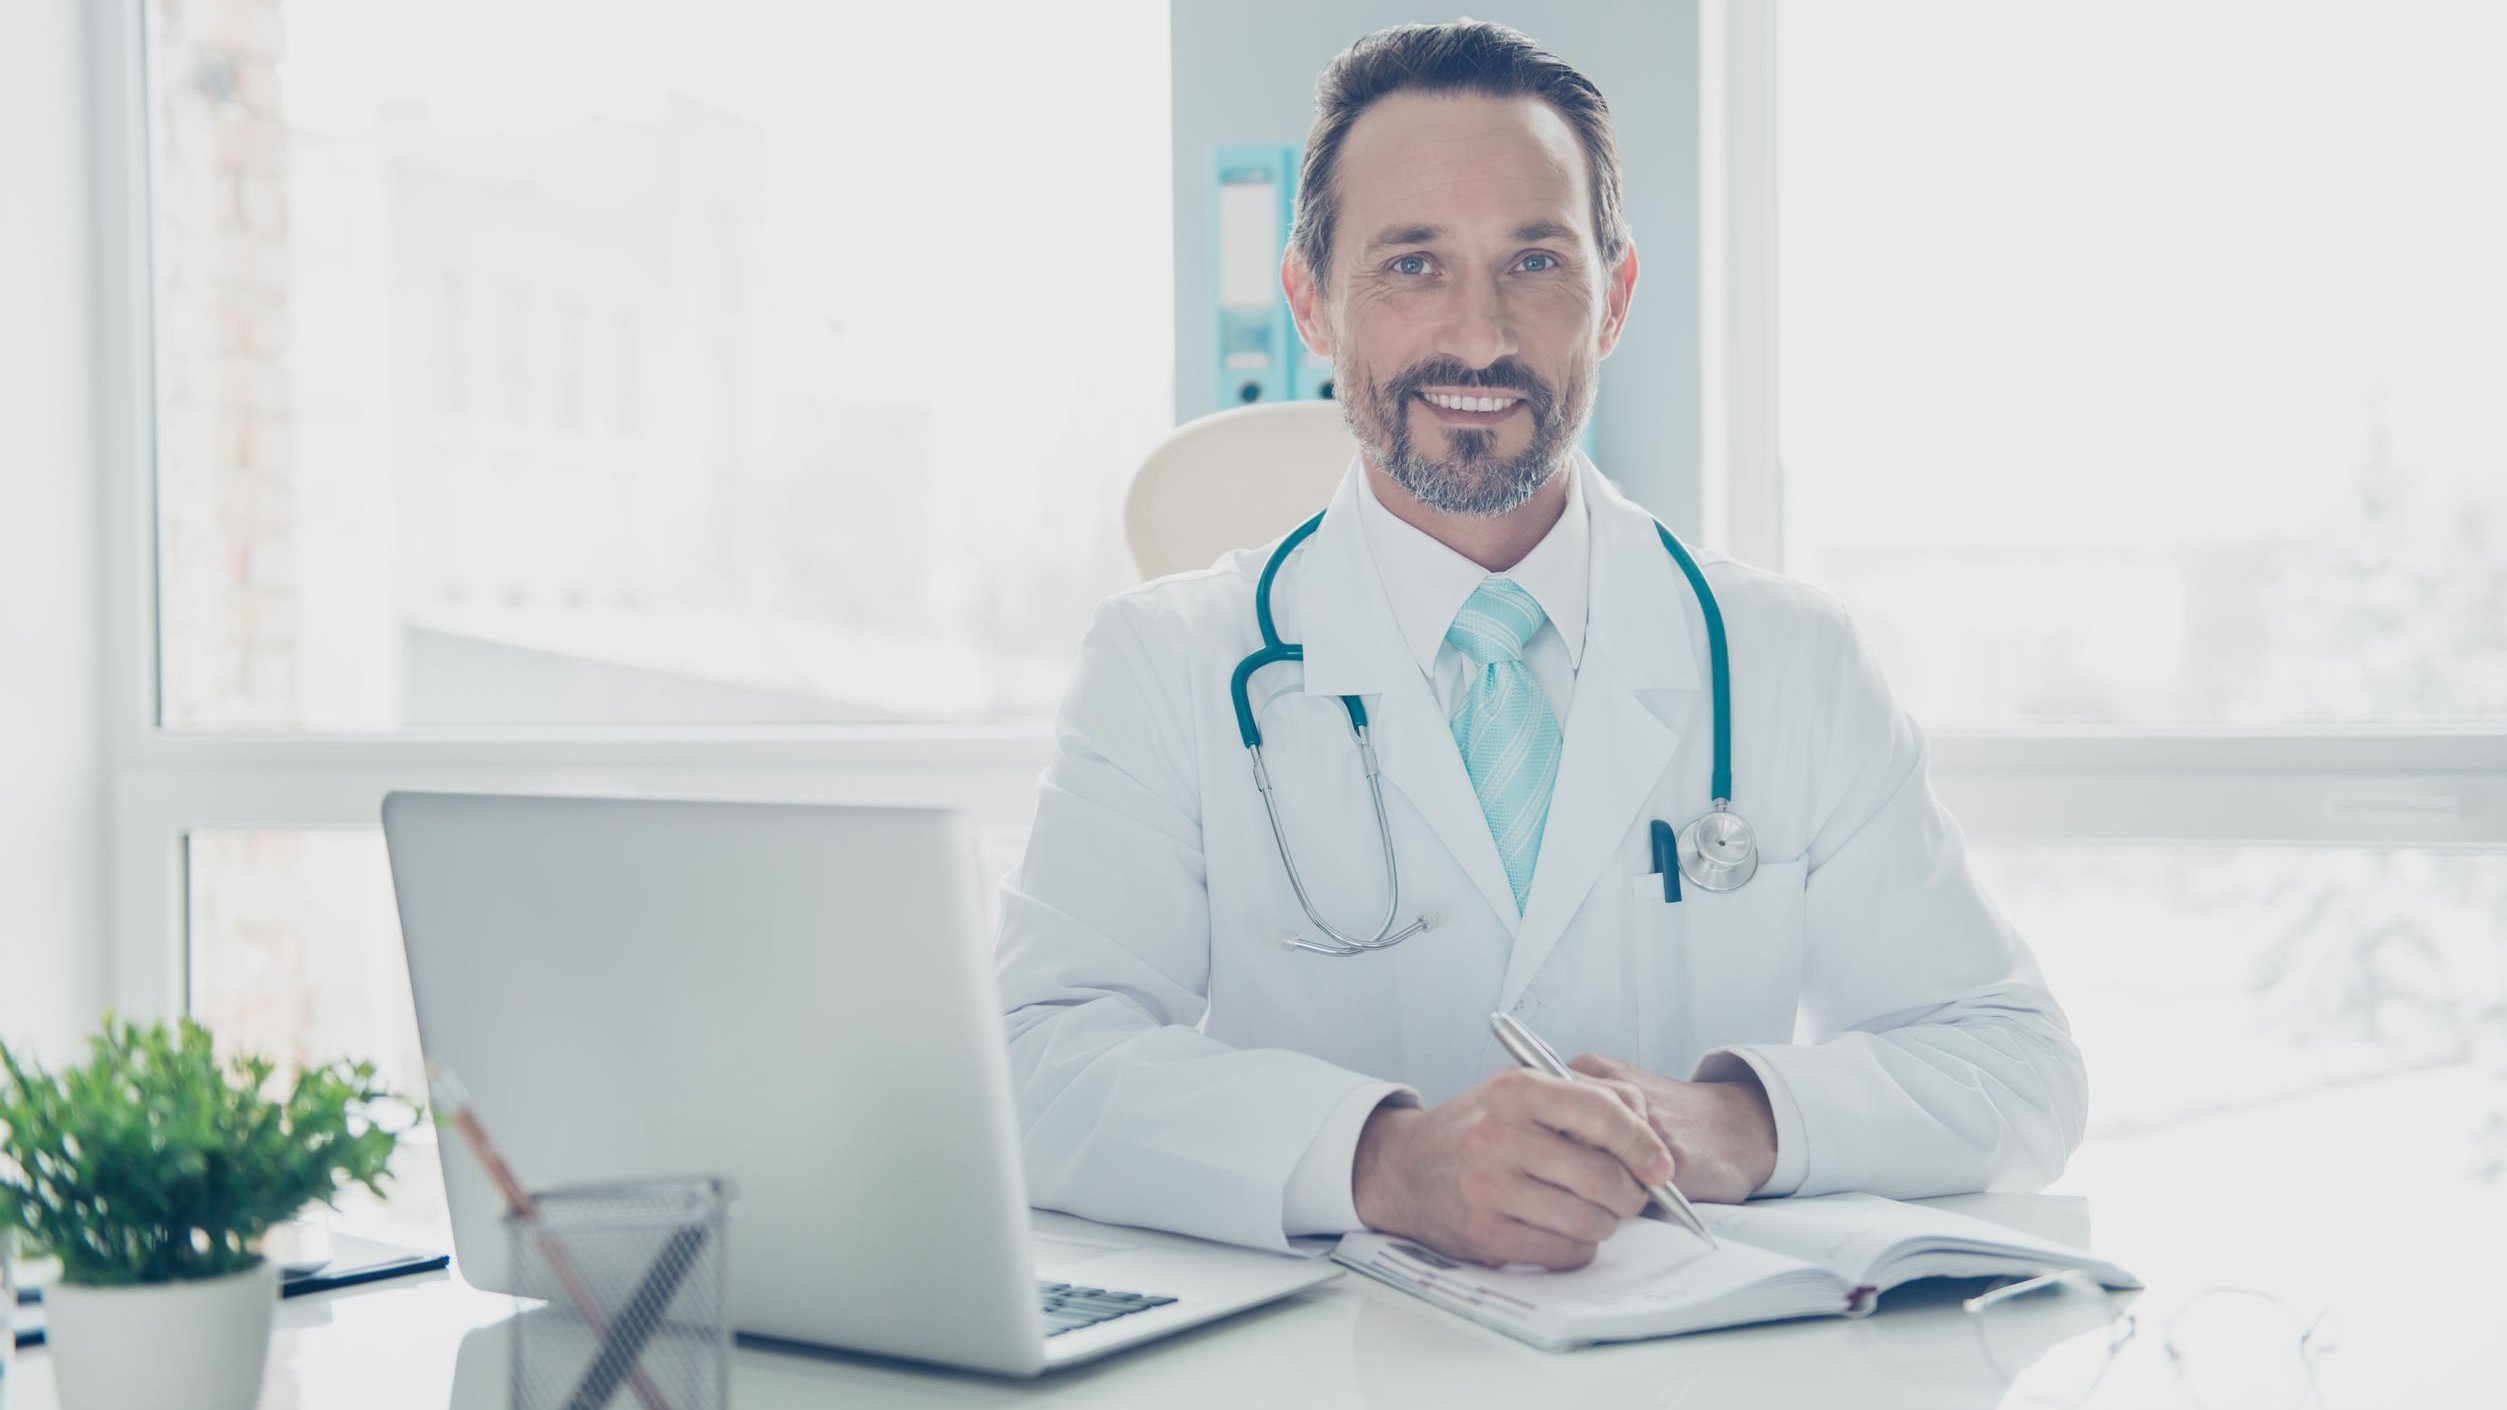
top-left (1651, 520), bottom-right (1732, 810)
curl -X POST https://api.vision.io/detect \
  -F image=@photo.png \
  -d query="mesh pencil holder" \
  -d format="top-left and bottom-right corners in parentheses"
top-left (506, 1176), bottom-right (733, 1410)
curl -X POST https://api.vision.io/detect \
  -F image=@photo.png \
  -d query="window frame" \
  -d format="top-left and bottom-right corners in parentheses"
top-left (93, 1), bottom-right (2507, 1027)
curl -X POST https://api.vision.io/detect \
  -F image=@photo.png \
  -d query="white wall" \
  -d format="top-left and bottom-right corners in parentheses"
top-left (0, 0), bottom-right (107, 1060)
top-left (1169, 1), bottom-right (1705, 535)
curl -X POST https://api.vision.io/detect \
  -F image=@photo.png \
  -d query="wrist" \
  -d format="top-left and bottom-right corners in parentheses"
top-left (1708, 1074), bottom-right (1780, 1195)
top-left (1350, 1101), bottom-right (1421, 1233)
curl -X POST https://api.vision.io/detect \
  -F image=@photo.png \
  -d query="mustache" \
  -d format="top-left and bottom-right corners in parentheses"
top-left (1383, 357), bottom-right (1557, 418)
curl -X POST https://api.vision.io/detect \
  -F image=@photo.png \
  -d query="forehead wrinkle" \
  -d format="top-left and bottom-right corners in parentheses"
top-left (1367, 131), bottom-right (1579, 191)
top-left (1342, 107), bottom-right (1592, 251)
top-left (1357, 179), bottom-right (1589, 256)
top-left (1361, 150), bottom-right (1584, 222)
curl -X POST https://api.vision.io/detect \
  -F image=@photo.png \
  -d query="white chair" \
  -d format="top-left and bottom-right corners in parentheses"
top-left (1123, 400), bottom-right (1356, 580)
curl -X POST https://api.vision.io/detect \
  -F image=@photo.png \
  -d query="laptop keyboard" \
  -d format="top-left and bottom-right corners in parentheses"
top-left (1038, 1280), bottom-right (1178, 1338)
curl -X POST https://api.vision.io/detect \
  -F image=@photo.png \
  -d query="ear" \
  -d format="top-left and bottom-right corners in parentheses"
top-left (1282, 250), bottom-right (1334, 359)
top-left (1594, 241), bottom-right (1640, 359)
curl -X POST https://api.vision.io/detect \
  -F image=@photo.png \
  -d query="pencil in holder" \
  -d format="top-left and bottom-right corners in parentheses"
top-left (3, 1227), bottom-right (18, 1402)
top-left (505, 1176), bottom-right (733, 1410)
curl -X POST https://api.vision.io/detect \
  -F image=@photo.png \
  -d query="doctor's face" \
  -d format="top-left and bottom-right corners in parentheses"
top-left (1288, 92), bottom-right (1637, 518)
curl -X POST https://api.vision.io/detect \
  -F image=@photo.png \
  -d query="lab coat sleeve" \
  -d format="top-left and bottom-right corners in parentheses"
top-left (1283, 1082), bottom-right (1421, 1235)
top-left (996, 591), bottom-right (1407, 1252)
top-left (1692, 1045), bottom-right (1812, 1197)
top-left (1690, 601), bottom-right (2089, 1199)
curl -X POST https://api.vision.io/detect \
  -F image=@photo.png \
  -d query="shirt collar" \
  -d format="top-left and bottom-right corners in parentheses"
top-left (1355, 454), bottom-right (1592, 678)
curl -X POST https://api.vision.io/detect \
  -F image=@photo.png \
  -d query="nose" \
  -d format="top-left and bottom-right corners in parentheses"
top-left (1432, 269), bottom-right (1518, 372)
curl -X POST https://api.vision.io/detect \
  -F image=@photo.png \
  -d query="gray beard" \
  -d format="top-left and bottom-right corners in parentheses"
top-left (1344, 361), bottom-right (1596, 518)
top-left (1381, 425), bottom-right (1560, 517)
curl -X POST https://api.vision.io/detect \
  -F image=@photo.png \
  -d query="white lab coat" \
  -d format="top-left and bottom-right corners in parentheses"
top-left (996, 454), bottom-right (2087, 1253)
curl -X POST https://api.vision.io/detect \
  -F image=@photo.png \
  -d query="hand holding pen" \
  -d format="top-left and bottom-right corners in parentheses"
top-left (1489, 1013), bottom-right (1720, 1248)
top-left (1348, 1049), bottom-right (1682, 1270)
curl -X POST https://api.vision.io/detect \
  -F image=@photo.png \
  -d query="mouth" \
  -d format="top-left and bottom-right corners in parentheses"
top-left (1411, 388), bottom-right (1527, 428)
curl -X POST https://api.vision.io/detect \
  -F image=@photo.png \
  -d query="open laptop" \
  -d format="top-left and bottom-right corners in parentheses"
top-left (382, 791), bottom-right (1338, 1377)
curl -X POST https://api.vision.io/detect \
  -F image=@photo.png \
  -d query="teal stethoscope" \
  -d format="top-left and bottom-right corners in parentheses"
top-left (1232, 511), bottom-right (1758, 958)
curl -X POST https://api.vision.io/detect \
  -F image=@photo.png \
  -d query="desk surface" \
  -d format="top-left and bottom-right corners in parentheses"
top-left (5, 1182), bottom-right (2494, 1410)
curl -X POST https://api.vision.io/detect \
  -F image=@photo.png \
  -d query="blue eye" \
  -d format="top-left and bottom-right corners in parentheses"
top-left (1521, 252), bottom-right (1558, 272)
top-left (1392, 255), bottom-right (1429, 276)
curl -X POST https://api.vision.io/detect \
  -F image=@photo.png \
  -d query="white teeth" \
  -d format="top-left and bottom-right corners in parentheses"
top-left (1424, 392), bottom-right (1518, 413)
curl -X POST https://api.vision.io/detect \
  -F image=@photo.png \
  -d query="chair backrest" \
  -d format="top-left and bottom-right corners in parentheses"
top-left (1124, 400), bottom-right (1355, 580)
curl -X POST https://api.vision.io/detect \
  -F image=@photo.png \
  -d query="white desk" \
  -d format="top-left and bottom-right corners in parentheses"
top-left (8, 1185), bottom-right (2488, 1409)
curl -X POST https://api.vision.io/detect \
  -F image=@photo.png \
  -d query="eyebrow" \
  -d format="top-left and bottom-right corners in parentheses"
top-left (1362, 220), bottom-right (1581, 252)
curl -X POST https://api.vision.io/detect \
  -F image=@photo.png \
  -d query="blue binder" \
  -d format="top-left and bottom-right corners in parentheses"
top-left (1212, 145), bottom-right (1297, 407)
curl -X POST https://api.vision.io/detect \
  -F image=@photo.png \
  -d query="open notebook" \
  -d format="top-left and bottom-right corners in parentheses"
top-left (1332, 1192), bottom-right (2139, 1352)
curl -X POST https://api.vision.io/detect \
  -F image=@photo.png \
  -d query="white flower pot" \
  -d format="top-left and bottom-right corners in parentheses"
top-left (43, 1259), bottom-right (279, 1410)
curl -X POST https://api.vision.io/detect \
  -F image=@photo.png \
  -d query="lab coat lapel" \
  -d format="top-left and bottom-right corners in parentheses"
top-left (1368, 669), bottom-right (1523, 934)
top-left (1295, 464), bottom-right (1524, 934)
top-left (1496, 469), bottom-right (1706, 1012)
top-left (1495, 636), bottom-right (1679, 1010)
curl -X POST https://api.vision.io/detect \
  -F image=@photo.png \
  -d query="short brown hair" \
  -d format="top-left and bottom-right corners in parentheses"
top-left (1291, 20), bottom-right (1632, 288)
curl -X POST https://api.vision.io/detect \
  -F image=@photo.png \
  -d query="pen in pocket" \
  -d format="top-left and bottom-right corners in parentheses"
top-left (1650, 819), bottom-right (1682, 903)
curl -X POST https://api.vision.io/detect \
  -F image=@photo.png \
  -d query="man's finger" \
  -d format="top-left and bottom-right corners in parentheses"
top-left (1594, 1076), bottom-right (1649, 1125)
top-left (1568, 1052), bottom-right (1624, 1081)
top-left (1519, 1131), bottom-right (1652, 1219)
top-left (1498, 1170), bottom-right (1624, 1244)
top-left (1524, 1075), bottom-right (1675, 1185)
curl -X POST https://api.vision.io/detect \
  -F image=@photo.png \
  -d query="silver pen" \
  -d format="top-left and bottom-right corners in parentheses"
top-left (1488, 1012), bottom-right (1719, 1248)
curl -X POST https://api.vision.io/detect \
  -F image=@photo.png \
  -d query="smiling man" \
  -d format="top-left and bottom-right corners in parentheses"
top-left (995, 20), bottom-right (2086, 1270)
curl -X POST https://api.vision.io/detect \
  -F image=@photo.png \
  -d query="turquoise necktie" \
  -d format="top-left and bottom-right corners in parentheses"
top-left (1445, 576), bottom-right (1562, 913)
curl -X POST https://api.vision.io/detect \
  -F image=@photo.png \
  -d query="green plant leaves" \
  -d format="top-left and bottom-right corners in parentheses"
top-left (0, 1016), bottom-right (413, 1286)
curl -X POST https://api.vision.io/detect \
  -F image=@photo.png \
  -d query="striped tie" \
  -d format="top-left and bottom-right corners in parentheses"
top-left (1445, 576), bottom-right (1562, 913)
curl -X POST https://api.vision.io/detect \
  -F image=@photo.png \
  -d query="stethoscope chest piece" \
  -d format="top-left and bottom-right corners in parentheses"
top-left (1676, 803), bottom-right (1759, 893)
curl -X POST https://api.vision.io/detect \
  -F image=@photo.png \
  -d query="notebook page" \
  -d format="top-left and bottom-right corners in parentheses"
top-left (1335, 1216), bottom-right (1845, 1346)
top-left (1695, 1193), bottom-right (1933, 1283)
top-left (1698, 1193), bottom-right (2133, 1291)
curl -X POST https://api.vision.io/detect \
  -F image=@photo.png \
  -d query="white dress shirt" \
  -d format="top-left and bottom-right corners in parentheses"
top-left (1279, 463), bottom-right (1596, 1235)
top-left (1356, 462), bottom-right (1591, 723)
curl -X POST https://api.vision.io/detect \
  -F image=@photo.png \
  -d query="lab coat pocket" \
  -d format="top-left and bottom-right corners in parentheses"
top-left (1626, 858), bottom-right (1808, 1075)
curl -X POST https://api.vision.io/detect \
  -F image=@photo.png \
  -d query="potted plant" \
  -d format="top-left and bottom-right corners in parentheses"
top-left (0, 1017), bottom-right (409, 1410)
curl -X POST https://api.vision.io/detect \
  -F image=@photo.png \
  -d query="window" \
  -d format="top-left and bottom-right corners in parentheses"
top-left (99, 0), bottom-right (1157, 1140)
top-left (1774, 0), bottom-right (2507, 727)
top-left (1753, 0), bottom-right (2507, 1202)
top-left (145, 0), bottom-right (1173, 730)
top-left (1974, 845), bottom-right (2504, 1136)
top-left (552, 296), bottom-right (585, 432)
top-left (434, 272), bottom-right (466, 415)
top-left (1978, 844), bottom-right (2503, 1213)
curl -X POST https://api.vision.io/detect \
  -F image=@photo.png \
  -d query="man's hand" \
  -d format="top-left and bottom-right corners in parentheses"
top-left (1349, 1068), bottom-right (1674, 1270)
top-left (1566, 1054), bottom-right (1779, 1204)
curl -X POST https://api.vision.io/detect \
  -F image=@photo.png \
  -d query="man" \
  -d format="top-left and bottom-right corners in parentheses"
top-left (996, 20), bottom-right (2085, 1270)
